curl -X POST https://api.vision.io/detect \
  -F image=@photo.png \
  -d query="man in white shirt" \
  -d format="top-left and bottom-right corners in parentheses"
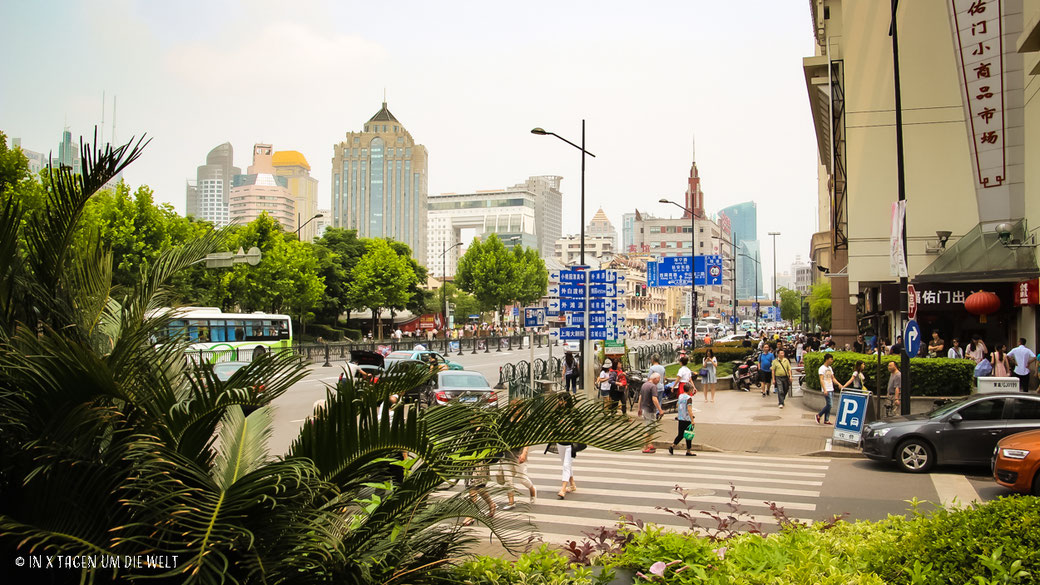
top-left (1008, 338), bottom-right (1036, 392)
top-left (816, 353), bottom-right (835, 425)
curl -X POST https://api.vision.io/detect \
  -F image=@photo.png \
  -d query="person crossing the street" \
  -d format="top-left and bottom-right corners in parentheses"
top-left (636, 372), bottom-right (663, 453)
top-left (668, 380), bottom-right (696, 456)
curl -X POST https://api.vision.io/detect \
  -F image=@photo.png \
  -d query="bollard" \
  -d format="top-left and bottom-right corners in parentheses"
top-left (496, 336), bottom-right (502, 352)
top-left (323, 344), bottom-right (332, 368)
top-left (457, 338), bottom-right (464, 356)
top-left (485, 338), bottom-right (491, 353)
top-left (472, 337), bottom-right (478, 354)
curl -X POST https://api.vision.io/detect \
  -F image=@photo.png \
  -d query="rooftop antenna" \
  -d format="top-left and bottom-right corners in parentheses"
top-left (692, 134), bottom-right (696, 162)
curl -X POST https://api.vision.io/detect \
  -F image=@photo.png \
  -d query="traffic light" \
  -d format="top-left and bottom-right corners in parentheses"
top-left (634, 285), bottom-right (641, 297)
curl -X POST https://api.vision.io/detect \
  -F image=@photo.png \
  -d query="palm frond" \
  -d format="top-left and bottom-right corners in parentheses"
top-left (0, 196), bottom-right (23, 333)
top-left (212, 406), bottom-right (273, 490)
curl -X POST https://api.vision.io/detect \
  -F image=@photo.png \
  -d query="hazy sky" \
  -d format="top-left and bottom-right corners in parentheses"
top-left (1, 0), bottom-right (821, 282)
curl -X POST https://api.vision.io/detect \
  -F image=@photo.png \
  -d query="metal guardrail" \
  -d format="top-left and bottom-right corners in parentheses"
top-left (500, 356), bottom-right (563, 400)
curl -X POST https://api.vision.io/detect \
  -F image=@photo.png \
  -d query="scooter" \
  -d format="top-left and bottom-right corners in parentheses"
top-left (732, 353), bottom-right (760, 392)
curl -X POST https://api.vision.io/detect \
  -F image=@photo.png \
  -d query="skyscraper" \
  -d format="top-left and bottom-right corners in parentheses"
top-left (228, 144), bottom-right (295, 228)
top-left (272, 150), bottom-right (320, 241)
top-left (621, 212), bottom-right (637, 252)
top-left (331, 102), bottom-right (428, 265)
top-left (186, 142), bottom-right (240, 227)
top-left (718, 201), bottom-right (762, 300)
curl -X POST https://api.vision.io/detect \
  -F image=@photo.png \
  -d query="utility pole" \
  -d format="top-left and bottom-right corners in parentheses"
top-left (891, 0), bottom-right (911, 415)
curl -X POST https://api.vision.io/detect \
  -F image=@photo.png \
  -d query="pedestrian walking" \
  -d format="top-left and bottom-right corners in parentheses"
top-left (1008, 338), bottom-right (1037, 392)
top-left (610, 360), bottom-right (629, 415)
top-left (885, 362), bottom-right (902, 416)
top-left (668, 381), bottom-right (696, 456)
top-left (758, 344), bottom-right (776, 395)
top-left (596, 359), bottom-right (618, 407)
top-left (636, 372), bottom-right (663, 453)
top-left (841, 360), bottom-right (866, 393)
top-left (816, 353), bottom-right (836, 425)
top-left (771, 349), bottom-right (793, 409)
top-left (947, 338), bottom-right (964, 359)
top-left (564, 352), bottom-right (579, 395)
top-left (992, 344), bottom-right (1012, 378)
top-left (495, 445), bottom-right (536, 510)
top-left (701, 349), bottom-right (718, 403)
top-left (555, 442), bottom-right (583, 499)
top-left (676, 355), bottom-right (694, 400)
top-left (796, 339), bottom-right (805, 364)
top-left (647, 354), bottom-right (668, 406)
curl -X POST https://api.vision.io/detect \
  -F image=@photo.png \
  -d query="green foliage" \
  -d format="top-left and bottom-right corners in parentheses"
top-left (306, 322), bottom-right (344, 341)
top-left (349, 238), bottom-right (419, 331)
top-left (802, 351), bottom-right (974, 395)
top-left (450, 496), bottom-right (1040, 585)
top-left (312, 227), bottom-right (367, 322)
top-left (431, 282), bottom-right (484, 322)
top-left (456, 234), bottom-right (547, 318)
top-left (809, 282), bottom-right (832, 330)
top-left (777, 286), bottom-right (801, 323)
top-left (448, 544), bottom-right (596, 584)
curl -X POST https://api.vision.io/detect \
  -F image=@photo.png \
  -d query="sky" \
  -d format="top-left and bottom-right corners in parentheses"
top-left (1, 0), bottom-right (821, 284)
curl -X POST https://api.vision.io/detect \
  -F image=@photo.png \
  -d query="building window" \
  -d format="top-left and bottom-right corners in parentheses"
top-left (364, 125), bottom-right (369, 132)
top-left (369, 137), bottom-right (384, 236)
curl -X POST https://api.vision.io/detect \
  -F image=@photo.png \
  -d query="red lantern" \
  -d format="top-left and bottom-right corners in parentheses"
top-left (964, 290), bottom-right (1000, 323)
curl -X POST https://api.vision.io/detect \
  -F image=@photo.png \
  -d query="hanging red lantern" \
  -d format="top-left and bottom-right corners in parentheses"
top-left (964, 290), bottom-right (1000, 323)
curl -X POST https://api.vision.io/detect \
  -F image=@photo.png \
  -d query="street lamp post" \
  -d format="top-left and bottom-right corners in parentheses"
top-left (532, 123), bottom-right (596, 394)
top-left (659, 199), bottom-right (697, 330)
top-left (768, 231), bottom-right (780, 312)
top-left (440, 241), bottom-right (463, 330)
top-left (294, 213), bottom-right (324, 238)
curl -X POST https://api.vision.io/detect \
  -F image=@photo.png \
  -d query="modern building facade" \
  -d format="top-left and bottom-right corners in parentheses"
top-left (426, 175), bottom-right (563, 277)
top-left (11, 138), bottom-right (47, 174)
top-left (718, 201), bottom-right (763, 300)
top-left (621, 212), bottom-right (637, 251)
top-left (585, 208), bottom-right (618, 251)
top-left (802, 0), bottom-right (1040, 349)
top-left (228, 143), bottom-right (295, 228)
top-left (272, 150), bottom-right (320, 241)
top-left (314, 208), bottom-right (332, 239)
top-left (554, 234), bottom-right (614, 265)
top-left (331, 102), bottom-right (428, 265)
top-left (186, 142), bottom-right (240, 227)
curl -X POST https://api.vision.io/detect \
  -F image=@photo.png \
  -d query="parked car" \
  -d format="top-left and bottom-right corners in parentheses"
top-left (861, 393), bottom-right (1040, 473)
top-left (993, 428), bottom-right (1040, 495)
top-left (385, 349), bottom-right (463, 371)
top-left (211, 361), bottom-right (264, 415)
top-left (346, 350), bottom-right (434, 405)
top-left (427, 370), bottom-right (498, 407)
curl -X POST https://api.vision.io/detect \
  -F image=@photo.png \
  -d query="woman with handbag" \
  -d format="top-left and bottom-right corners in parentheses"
top-left (668, 383), bottom-right (697, 456)
top-left (700, 349), bottom-right (718, 403)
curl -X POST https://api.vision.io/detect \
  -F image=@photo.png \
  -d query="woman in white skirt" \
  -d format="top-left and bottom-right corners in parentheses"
top-left (700, 348), bottom-right (718, 403)
top-left (556, 443), bottom-right (579, 499)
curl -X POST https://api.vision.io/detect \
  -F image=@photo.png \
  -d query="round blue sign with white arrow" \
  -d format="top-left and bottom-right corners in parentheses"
top-left (903, 319), bottom-right (921, 358)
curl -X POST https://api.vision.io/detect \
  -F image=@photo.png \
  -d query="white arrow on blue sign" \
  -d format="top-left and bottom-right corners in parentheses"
top-left (904, 319), bottom-right (921, 357)
top-left (560, 298), bottom-right (586, 311)
top-left (556, 327), bottom-right (586, 340)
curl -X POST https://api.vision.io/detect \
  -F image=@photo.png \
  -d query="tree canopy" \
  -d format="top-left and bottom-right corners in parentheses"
top-left (455, 234), bottom-right (547, 318)
top-left (809, 282), bottom-right (832, 330)
top-left (777, 286), bottom-right (802, 323)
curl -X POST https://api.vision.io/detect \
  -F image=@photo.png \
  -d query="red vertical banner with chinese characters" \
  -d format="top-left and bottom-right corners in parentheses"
top-left (1014, 279), bottom-right (1040, 306)
top-left (947, 0), bottom-right (1026, 223)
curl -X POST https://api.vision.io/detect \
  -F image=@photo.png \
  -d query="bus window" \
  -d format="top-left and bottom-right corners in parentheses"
top-left (263, 320), bottom-right (278, 339)
top-left (210, 320), bottom-right (226, 342)
top-left (189, 320), bottom-right (210, 343)
top-left (244, 320), bottom-right (262, 340)
top-left (275, 319), bottom-right (290, 339)
top-left (226, 319), bottom-right (243, 341)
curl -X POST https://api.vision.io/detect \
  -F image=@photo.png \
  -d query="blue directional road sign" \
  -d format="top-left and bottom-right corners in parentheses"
top-left (695, 255), bottom-right (724, 286)
top-left (588, 283), bottom-right (617, 297)
top-left (647, 261), bottom-right (659, 287)
top-left (589, 269), bottom-right (617, 284)
top-left (590, 298), bottom-right (624, 311)
top-left (656, 256), bottom-right (694, 286)
top-left (559, 298), bottom-right (585, 311)
top-left (556, 327), bottom-right (586, 340)
top-left (653, 255), bottom-right (723, 286)
top-left (551, 284), bottom-right (586, 298)
top-left (904, 319), bottom-right (922, 357)
top-left (566, 312), bottom-right (611, 327)
top-left (524, 308), bottom-right (545, 328)
top-left (551, 269), bottom-right (587, 284)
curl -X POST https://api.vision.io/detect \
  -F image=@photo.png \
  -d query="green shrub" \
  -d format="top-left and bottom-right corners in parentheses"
top-left (340, 328), bottom-right (363, 342)
top-left (690, 346), bottom-right (753, 363)
top-left (305, 322), bottom-right (343, 342)
top-left (802, 351), bottom-right (973, 396)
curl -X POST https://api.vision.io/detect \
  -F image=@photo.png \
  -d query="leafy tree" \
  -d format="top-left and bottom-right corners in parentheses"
top-left (810, 282), bottom-right (832, 330)
top-left (514, 246), bottom-right (549, 305)
top-left (0, 133), bottom-right (649, 584)
top-left (313, 227), bottom-right (367, 324)
top-left (777, 286), bottom-right (802, 323)
top-left (428, 282), bottom-right (483, 323)
top-left (455, 234), bottom-right (518, 320)
top-left (349, 238), bottom-right (418, 336)
top-left (0, 131), bottom-right (30, 196)
top-left (386, 239), bottom-right (429, 315)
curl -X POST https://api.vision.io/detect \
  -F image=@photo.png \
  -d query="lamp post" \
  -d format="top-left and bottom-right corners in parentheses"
top-left (739, 250), bottom-right (761, 331)
top-left (440, 241), bottom-right (463, 330)
top-left (532, 123), bottom-right (596, 394)
top-left (890, 0), bottom-right (911, 415)
top-left (294, 213), bottom-right (324, 238)
top-left (659, 199), bottom-right (697, 329)
top-left (768, 231), bottom-right (780, 311)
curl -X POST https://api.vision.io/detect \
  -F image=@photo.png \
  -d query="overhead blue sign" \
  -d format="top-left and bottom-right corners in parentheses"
top-left (589, 283), bottom-right (617, 298)
top-left (588, 269), bottom-right (616, 284)
top-left (647, 261), bottom-right (659, 287)
top-left (553, 284), bottom-right (586, 298)
top-left (524, 308), bottom-right (545, 328)
top-left (653, 255), bottom-right (723, 286)
top-left (834, 390), bottom-right (870, 443)
top-left (552, 269), bottom-right (586, 284)
top-left (904, 319), bottom-right (922, 358)
top-left (696, 255), bottom-right (724, 286)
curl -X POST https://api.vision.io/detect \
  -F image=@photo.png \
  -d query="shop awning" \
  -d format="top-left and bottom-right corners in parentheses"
top-left (915, 220), bottom-right (1039, 283)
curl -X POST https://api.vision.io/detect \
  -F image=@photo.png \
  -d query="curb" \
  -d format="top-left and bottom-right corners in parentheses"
top-left (804, 449), bottom-right (865, 459)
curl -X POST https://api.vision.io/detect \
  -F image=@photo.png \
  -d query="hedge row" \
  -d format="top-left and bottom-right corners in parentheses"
top-left (298, 323), bottom-right (363, 342)
top-left (802, 351), bottom-right (974, 396)
top-left (689, 346), bottom-right (754, 363)
top-left (447, 496), bottom-right (1040, 584)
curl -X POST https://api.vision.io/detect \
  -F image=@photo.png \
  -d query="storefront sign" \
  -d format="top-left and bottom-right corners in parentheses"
top-left (947, 0), bottom-right (1026, 223)
top-left (881, 282), bottom-right (1011, 312)
top-left (1014, 279), bottom-right (1040, 306)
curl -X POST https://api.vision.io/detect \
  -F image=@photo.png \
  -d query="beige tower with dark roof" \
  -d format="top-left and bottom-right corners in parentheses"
top-left (331, 102), bottom-right (428, 265)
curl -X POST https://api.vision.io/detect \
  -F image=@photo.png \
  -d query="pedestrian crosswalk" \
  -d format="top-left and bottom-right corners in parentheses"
top-left (472, 447), bottom-right (832, 546)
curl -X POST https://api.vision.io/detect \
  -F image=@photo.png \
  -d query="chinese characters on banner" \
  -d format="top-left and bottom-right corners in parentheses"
top-left (915, 289), bottom-right (968, 306)
top-left (890, 201), bottom-right (908, 277)
top-left (947, 0), bottom-right (1026, 223)
top-left (1014, 279), bottom-right (1040, 306)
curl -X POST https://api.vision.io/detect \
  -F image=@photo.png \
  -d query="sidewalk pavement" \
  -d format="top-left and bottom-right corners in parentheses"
top-left (641, 385), bottom-right (863, 458)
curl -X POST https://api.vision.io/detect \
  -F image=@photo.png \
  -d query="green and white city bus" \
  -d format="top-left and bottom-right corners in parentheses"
top-left (157, 307), bottom-right (293, 362)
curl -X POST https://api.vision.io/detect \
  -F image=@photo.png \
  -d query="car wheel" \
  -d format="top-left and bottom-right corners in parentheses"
top-left (896, 439), bottom-right (935, 473)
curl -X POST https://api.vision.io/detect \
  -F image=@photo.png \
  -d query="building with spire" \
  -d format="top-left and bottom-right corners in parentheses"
top-left (585, 208), bottom-right (618, 252)
top-left (186, 142), bottom-right (240, 227)
top-left (331, 102), bottom-right (429, 265)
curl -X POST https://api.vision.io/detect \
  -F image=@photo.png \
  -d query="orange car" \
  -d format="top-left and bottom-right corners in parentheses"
top-left (993, 429), bottom-right (1040, 495)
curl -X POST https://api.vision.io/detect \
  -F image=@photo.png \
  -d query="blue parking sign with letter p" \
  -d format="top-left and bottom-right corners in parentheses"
top-left (833, 391), bottom-right (870, 444)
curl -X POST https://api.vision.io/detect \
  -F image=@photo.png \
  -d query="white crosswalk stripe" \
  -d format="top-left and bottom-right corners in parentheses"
top-left (464, 447), bottom-right (833, 545)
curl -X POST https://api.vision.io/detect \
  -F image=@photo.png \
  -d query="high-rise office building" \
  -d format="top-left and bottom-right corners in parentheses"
top-left (228, 144), bottom-right (295, 228)
top-left (54, 127), bottom-right (81, 175)
top-left (585, 208), bottom-right (618, 252)
top-left (621, 212), bottom-right (637, 251)
top-left (719, 201), bottom-right (762, 300)
top-left (426, 175), bottom-right (563, 277)
top-left (186, 142), bottom-right (240, 227)
top-left (331, 102), bottom-right (428, 265)
top-left (272, 150), bottom-right (320, 241)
